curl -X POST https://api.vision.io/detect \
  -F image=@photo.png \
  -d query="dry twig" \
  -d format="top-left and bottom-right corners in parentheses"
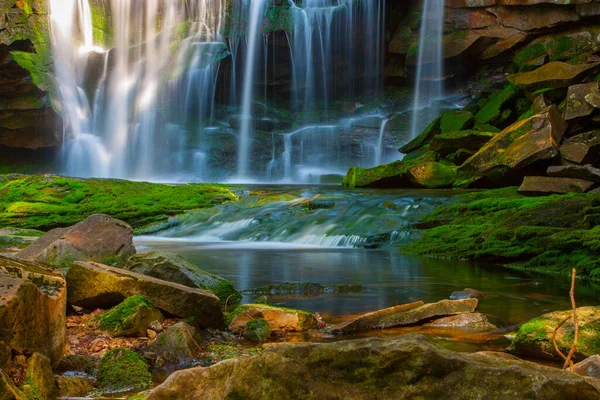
top-left (552, 269), bottom-right (579, 372)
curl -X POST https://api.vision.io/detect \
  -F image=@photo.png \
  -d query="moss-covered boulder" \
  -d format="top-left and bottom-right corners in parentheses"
top-left (508, 62), bottom-right (600, 91)
top-left (518, 176), bottom-right (595, 196)
top-left (440, 110), bottom-right (473, 133)
top-left (510, 306), bottom-right (600, 361)
top-left (406, 162), bottom-right (457, 188)
top-left (97, 348), bottom-right (152, 396)
top-left (0, 227), bottom-right (43, 252)
top-left (227, 304), bottom-right (318, 334)
top-left (457, 106), bottom-right (566, 187)
top-left (124, 252), bottom-right (241, 305)
top-left (429, 130), bottom-right (496, 156)
top-left (398, 118), bottom-right (440, 154)
top-left (474, 85), bottom-right (518, 126)
top-left (328, 299), bottom-right (478, 334)
top-left (244, 319), bottom-right (271, 343)
top-left (66, 261), bottom-right (225, 329)
top-left (95, 295), bottom-right (164, 337)
top-left (146, 335), bottom-right (600, 399)
top-left (0, 255), bottom-right (66, 364)
top-left (148, 322), bottom-right (203, 382)
top-left (21, 353), bottom-right (58, 400)
top-left (18, 214), bottom-right (136, 269)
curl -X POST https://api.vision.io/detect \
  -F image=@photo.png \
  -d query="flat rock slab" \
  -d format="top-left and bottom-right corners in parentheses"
top-left (560, 131), bottom-right (600, 164)
top-left (547, 165), bottom-right (600, 182)
top-left (146, 335), bottom-right (600, 400)
top-left (574, 355), bottom-right (600, 379)
top-left (0, 255), bottom-right (66, 364)
top-left (508, 62), bottom-right (600, 91)
top-left (564, 82), bottom-right (600, 120)
top-left (66, 262), bottom-right (225, 329)
top-left (228, 304), bottom-right (318, 334)
top-left (329, 299), bottom-right (478, 334)
top-left (518, 176), bottom-right (595, 196)
top-left (427, 312), bottom-right (497, 330)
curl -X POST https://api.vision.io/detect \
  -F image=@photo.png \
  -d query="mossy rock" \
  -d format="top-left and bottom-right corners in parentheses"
top-left (203, 344), bottom-right (263, 365)
top-left (124, 251), bottom-right (242, 305)
top-left (474, 85), bottom-right (518, 126)
top-left (95, 295), bottom-right (163, 337)
top-left (510, 306), bottom-right (600, 361)
top-left (244, 319), bottom-right (272, 343)
top-left (227, 304), bottom-right (318, 334)
top-left (508, 62), bottom-right (600, 92)
top-left (407, 162), bottom-right (457, 189)
top-left (429, 130), bottom-right (496, 156)
top-left (398, 118), bottom-right (441, 154)
top-left (440, 110), bottom-right (473, 133)
top-left (21, 353), bottom-right (58, 400)
top-left (96, 349), bottom-right (152, 395)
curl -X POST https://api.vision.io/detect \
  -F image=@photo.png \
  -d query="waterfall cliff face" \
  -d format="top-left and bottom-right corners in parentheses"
top-left (49, 0), bottom-right (386, 183)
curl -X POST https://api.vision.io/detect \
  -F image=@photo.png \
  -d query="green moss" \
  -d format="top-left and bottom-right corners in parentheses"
top-left (440, 110), bottom-right (473, 133)
top-left (96, 349), bottom-right (152, 395)
top-left (265, 4), bottom-right (294, 33)
top-left (96, 295), bottom-right (157, 333)
top-left (226, 304), bottom-right (314, 326)
top-left (474, 85), bottom-right (518, 126)
top-left (404, 188), bottom-right (600, 278)
top-left (22, 377), bottom-right (42, 400)
top-left (0, 175), bottom-right (236, 230)
top-left (205, 344), bottom-right (263, 364)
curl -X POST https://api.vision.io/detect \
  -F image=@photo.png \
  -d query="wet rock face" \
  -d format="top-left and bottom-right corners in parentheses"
top-left (146, 335), bottom-right (600, 400)
top-left (0, 255), bottom-right (66, 364)
top-left (18, 214), bottom-right (137, 270)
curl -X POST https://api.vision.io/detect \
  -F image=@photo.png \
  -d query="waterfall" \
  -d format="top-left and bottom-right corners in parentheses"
top-left (408, 0), bottom-right (445, 140)
top-left (374, 118), bottom-right (389, 166)
top-left (48, 0), bottom-right (386, 183)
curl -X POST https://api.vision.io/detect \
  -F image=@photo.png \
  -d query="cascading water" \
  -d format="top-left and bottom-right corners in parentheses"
top-left (49, 0), bottom-right (386, 183)
top-left (408, 0), bottom-right (445, 140)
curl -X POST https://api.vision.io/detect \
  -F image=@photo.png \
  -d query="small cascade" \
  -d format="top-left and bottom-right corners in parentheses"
top-left (374, 118), bottom-right (389, 166)
top-left (408, 0), bottom-right (445, 140)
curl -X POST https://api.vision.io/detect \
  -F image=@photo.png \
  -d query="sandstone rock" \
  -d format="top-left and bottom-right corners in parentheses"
top-left (518, 176), bottom-right (595, 196)
top-left (474, 84), bottom-right (518, 126)
top-left (228, 304), bottom-right (318, 334)
top-left (486, 5), bottom-right (579, 31)
top-left (243, 319), bottom-right (272, 343)
top-left (398, 118), bottom-right (440, 154)
top-left (427, 312), bottom-right (497, 330)
top-left (510, 306), bottom-right (600, 360)
top-left (18, 214), bottom-right (136, 270)
top-left (407, 162), bottom-right (457, 189)
top-left (55, 376), bottom-right (95, 398)
top-left (124, 251), bottom-right (241, 304)
top-left (458, 106), bottom-right (566, 186)
top-left (429, 130), bottom-right (496, 156)
top-left (560, 131), bottom-right (600, 164)
top-left (547, 165), bottom-right (600, 182)
top-left (66, 262), bottom-right (225, 329)
top-left (0, 369), bottom-right (26, 400)
top-left (440, 110), bottom-right (473, 133)
top-left (328, 299), bottom-right (478, 334)
top-left (587, 92), bottom-right (600, 109)
top-left (564, 82), bottom-right (600, 120)
top-left (574, 355), bottom-right (600, 379)
top-left (148, 322), bottom-right (203, 382)
top-left (146, 335), bottom-right (600, 400)
top-left (0, 255), bottom-right (66, 364)
top-left (22, 353), bottom-right (58, 400)
top-left (95, 295), bottom-right (164, 337)
top-left (508, 62), bottom-right (600, 91)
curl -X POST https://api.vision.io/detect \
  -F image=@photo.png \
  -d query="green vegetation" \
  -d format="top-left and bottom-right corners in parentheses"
top-left (96, 349), bottom-right (152, 395)
top-left (204, 344), bottom-right (263, 364)
top-left (0, 175), bottom-right (236, 230)
top-left (404, 188), bottom-right (600, 278)
top-left (96, 295), bottom-right (160, 335)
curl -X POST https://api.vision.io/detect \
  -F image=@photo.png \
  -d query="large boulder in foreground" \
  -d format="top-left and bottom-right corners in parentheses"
top-left (227, 304), bottom-right (318, 334)
top-left (510, 306), bottom-right (600, 361)
top-left (18, 214), bottom-right (136, 269)
top-left (457, 106), bottom-right (566, 187)
top-left (329, 299), bottom-right (478, 334)
top-left (146, 335), bottom-right (600, 400)
top-left (0, 255), bottom-right (66, 364)
top-left (124, 251), bottom-right (241, 304)
top-left (66, 262), bottom-right (225, 329)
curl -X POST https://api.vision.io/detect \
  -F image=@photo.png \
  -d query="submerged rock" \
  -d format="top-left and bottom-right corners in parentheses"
top-left (0, 255), bottom-right (66, 364)
top-left (146, 335), bottom-right (600, 400)
top-left (124, 251), bottom-right (241, 305)
top-left (427, 313), bottom-right (497, 330)
top-left (66, 261), bottom-right (225, 329)
top-left (18, 214), bottom-right (136, 270)
top-left (96, 348), bottom-right (152, 396)
top-left (518, 176), bottom-right (595, 196)
top-left (95, 295), bottom-right (164, 337)
top-left (328, 299), bottom-right (478, 334)
top-left (227, 304), bottom-right (318, 334)
top-left (510, 306), bottom-right (600, 360)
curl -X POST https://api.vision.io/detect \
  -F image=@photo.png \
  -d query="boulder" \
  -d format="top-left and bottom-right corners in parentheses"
top-left (564, 82), bottom-right (600, 120)
top-left (440, 110), bottom-right (473, 133)
top-left (123, 251), bottom-right (241, 304)
top-left (518, 176), bottom-right (595, 196)
top-left (0, 255), bottom-right (66, 364)
top-left (0, 369), bottom-right (26, 400)
top-left (474, 85), bottom-right (518, 126)
top-left (547, 165), bottom-right (600, 182)
top-left (66, 262), bottom-right (225, 329)
top-left (406, 162), bottom-right (457, 188)
top-left (147, 322), bottom-right (203, 382)
top-left (508, 62), bottom-right (600, 91)
top-left (17, 214), bottom-right (136, 269)
top-left (328, 299), bottom-right (478, 334)
top-left (427, 313), bottom-right (497, 330)
top-left (560, 131), bottom-right (600, 164)
top-left (146, 335), bottom-right (600, 400)
top-left (486, 5), bottom-right (579, 31)
top-left (227, 304), bottom-right (318, 334)
top-left (510, 306), bottom-right (600, 360)
top-left (243, 319), bottom-right (272, 343)
top-left (429, 130), bottom-right (496, 156)
top-left (95, 295), bottom-right (164, 337)
top-left (450, 288), bottom-right (487, 300)
top-left (574, 355), bottom-right (600, 379)
top-left (458, 106), bottom-right (566, 186)
top-left (587, 92), bottom-right (600, 109)
top-left (55, 376), bottom-right (95, 398)
top-left (97, 348), bottom-right (152, 396)
top-left (475, 351), bottom-right (521, 361)
top-left (21, 353), bottom-right (58, 400)
top-left (398, 118), bottom-right (440, 154)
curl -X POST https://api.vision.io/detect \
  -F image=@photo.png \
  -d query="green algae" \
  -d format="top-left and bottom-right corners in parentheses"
top-left (96, 349), bottom-right (152, 395)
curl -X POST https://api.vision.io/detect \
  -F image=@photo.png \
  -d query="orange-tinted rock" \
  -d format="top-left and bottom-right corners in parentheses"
top-left (518, 176), bottom-right (595, 196)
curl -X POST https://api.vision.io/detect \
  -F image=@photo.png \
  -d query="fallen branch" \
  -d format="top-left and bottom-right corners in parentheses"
top-left (552, 269), bottom-right (578, 372)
